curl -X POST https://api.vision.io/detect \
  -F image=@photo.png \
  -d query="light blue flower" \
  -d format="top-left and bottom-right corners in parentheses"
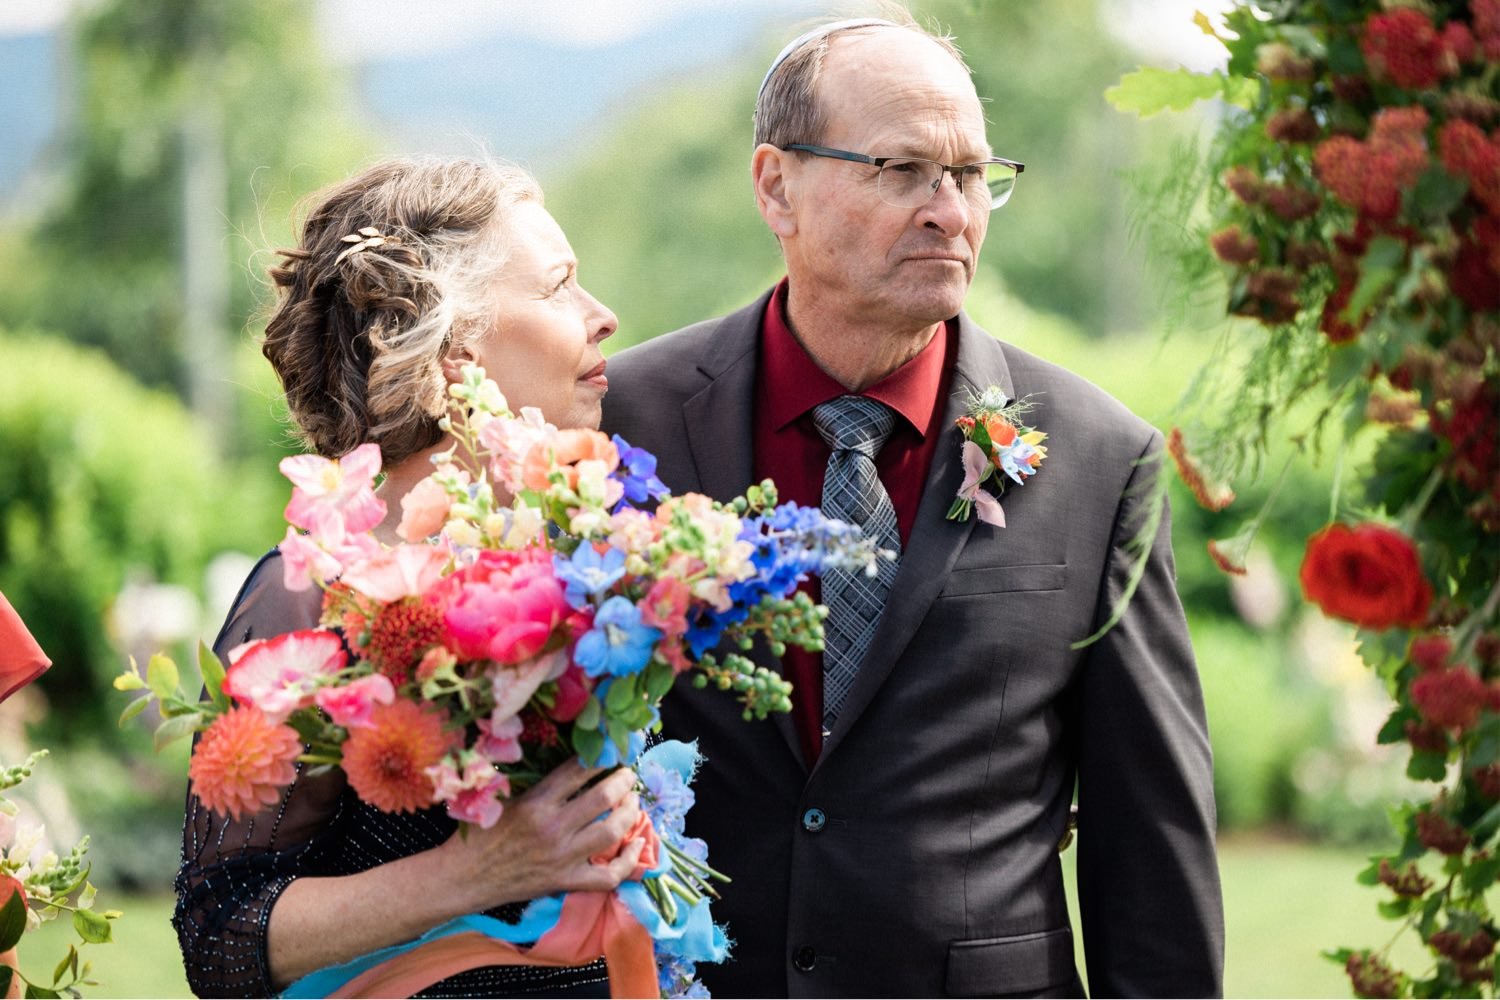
top-left (553, 545), bottom-right (627, 608)
top-left (575, 596), bottom-right (661, 678)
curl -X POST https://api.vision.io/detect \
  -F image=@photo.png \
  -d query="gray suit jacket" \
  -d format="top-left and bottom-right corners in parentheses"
top-left (602, 291), bottom-right (1224, 998)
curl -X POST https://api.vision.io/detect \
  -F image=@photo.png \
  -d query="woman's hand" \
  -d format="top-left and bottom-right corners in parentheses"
top-left (437, 761), bottom-right (645, 913)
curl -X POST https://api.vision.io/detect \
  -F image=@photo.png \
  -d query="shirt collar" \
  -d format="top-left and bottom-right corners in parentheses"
top-left (760, 277), bottom-right (952, 437)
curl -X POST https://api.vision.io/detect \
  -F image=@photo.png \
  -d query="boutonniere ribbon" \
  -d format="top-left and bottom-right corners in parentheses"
top-left (946, 387), bottom-right (1047, 528)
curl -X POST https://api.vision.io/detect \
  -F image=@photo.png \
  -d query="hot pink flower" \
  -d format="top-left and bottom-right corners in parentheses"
top-left (548, 662), bottom-right (593, 722)
top-left (280, 443), bottom-right (386, 541)
top-left (341, 544), bottom-right (451, 604)
top-left (475, 712), bottom-right (525, 764)
top-left (397, 476), bottom-right (454, 543)
top-left (428, 752), bottom-right (511, 828)
top-left (437, 547), bottom-right (571, 665)
top-left (223, 630), bottom-right (348, 722)
top-left (315, 673), bottom-right (396, 730)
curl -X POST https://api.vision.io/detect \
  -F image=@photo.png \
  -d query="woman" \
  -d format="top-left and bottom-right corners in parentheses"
top-left (174, 157), bottom-right (643, 998)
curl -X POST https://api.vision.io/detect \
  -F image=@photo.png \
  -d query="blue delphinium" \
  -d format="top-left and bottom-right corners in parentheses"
top-left (575, 596), bottom-right (661, 678)
top-left (639, 754), bottom-right (695, 838)
top-left (553, 545), bottom-right (627, 608)
top-left (612, 434), bottom-right (670, 509)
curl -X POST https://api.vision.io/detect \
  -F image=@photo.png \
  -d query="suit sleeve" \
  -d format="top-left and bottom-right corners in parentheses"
top-left (1075, 430), bottom-right (1225, 998)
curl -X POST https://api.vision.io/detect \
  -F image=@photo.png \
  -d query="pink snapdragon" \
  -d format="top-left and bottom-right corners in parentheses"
top-left (475, 712), bottom-right (525, 764)
top-left (956, 441), bottom-right (1007, 528)
top-left (314, 673), bottom-right (396, 729)
top-left (480, 406), bottom-right (556, 493)
top-left (280, 443), bottom-right (386, 541)
top-left (341, 544), bottom-right (450, 603)
top-left (223, 630), bottom-right (348, 722)
top-left (428, 752), bottom-right (511, 828)
top-left (488, 648), bottom-right (568, 721)
top-left (437, 547), bottom-right (571, 665)
top-left (397, 475), bottom-right (456, 543)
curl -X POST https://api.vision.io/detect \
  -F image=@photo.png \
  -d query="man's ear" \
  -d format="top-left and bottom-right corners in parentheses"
top-left (440, 339), bottom-right (478, 385)
top-left (752, 144), bottom-right (797, 239)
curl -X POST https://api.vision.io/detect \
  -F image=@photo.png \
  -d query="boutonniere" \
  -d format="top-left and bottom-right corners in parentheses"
top-left (946, 387), bottom-right (1047, 528)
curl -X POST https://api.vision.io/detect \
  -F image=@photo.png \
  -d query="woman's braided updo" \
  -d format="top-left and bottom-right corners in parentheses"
top-left (264, 156), bottom-right (541, 465)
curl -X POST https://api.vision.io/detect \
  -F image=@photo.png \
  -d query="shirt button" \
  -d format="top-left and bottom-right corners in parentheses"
top-left (792, 944), bottom-right (817, 972)
top-left (801, 807), bottom-right (826, 833)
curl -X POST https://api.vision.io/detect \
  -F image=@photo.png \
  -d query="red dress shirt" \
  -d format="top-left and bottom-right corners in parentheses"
top-left (752, 279), bottom-right (956, 761)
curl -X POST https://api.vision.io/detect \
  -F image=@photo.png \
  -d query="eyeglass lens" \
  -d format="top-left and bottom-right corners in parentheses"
top-left (876, 159), bottom-right (1018, 210)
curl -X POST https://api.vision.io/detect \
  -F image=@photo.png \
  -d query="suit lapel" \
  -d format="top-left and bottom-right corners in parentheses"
top-left (814, 313), bottom-right (1015, 767)
top-left (679, 291), bottom-right (807, 767)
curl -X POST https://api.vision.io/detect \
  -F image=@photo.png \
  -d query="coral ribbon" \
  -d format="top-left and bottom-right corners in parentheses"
top-left (329, 890), bottom-right (657, 999)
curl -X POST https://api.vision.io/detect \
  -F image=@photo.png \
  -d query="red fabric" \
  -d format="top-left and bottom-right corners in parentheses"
top-left (753, 279), bottom-right (954, 761)
top-left (0, 592), bottom-right (49, 704)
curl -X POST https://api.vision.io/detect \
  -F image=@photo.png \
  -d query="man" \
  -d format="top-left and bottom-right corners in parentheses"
top-left (603, 13), bottom-right (1223, 997)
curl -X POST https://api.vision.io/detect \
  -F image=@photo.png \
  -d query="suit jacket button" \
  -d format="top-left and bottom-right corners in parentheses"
top-left (801, 807), bottom-right (826, 833)
top-left (792, 944), bottom-right (816, 972)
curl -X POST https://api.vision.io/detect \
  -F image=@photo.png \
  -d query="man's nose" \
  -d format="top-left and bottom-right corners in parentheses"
top-left (917, 169), bottom-right (971, 236)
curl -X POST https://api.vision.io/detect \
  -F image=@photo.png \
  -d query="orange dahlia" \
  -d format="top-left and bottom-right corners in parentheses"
top-left (340, 699), bottom-right (454, 813)
top-left (188, 706), bottom-right (301, 820)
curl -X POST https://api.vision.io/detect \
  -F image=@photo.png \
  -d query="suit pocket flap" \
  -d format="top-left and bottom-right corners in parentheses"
top-left (939, 563), bottom-right (1066, 597)
top-left (945, 928), bottom-right (1076, 997)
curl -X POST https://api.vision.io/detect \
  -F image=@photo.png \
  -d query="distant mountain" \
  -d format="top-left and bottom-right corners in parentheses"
top-left (0, 6), bottom-right (806, 206)
top-left (0, 32), bottom-right (59, 199)
top-left (356, 6), bottom-right (779, 170)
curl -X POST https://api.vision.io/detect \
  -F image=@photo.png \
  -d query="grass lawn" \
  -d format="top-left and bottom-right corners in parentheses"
top-left (21, 836), bottom-right (1422, 997)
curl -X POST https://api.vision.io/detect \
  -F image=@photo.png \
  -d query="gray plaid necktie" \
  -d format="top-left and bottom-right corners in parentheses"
top-left (813, 395), bottom-right (901, 731)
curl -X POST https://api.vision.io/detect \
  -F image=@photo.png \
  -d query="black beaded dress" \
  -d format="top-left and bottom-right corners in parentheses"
top-left (172, 551), bottom-right (609, 998)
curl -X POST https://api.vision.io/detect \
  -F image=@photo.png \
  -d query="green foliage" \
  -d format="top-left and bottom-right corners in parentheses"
top-left (1105, 67), bottom-right (1259, 117)
top-left (1192, 615), bottom-right (1324, 828)
top-left (0, 331), bottom-right (280, 741)
top-left (0, 0), bottom-right (368, 431)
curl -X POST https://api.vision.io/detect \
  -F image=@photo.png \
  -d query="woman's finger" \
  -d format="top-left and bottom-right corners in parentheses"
top-left (528, 759), bottom-right (607, 803)
top-left (558, 767), bottom-right (637, 827)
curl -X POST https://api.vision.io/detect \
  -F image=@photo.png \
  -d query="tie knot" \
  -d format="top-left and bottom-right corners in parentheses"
top-left (813, 396), bottom-right (898, 459)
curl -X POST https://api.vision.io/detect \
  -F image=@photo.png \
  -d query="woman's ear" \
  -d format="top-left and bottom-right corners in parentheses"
top-left (440, 340), bottom-right (478, 385)
top-left (752, 144), bottom-right (797, 239)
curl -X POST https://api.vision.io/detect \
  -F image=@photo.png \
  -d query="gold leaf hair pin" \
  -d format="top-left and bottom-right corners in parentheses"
top-left (335, 226), bottom-right (400, 265)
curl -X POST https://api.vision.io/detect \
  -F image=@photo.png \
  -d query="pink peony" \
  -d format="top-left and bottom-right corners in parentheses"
top-left (475, 712), bottom-right (525, 764)
top-left (428, 752), bottom-right (511, 828)
top-left (280, 443), bottom-right (387, 541)
top-left (314, 673), bottom-right (396, 729)
top-left (397, 475), bottom-right (455, 543)
top-left (223, 630), bottom-right (347, 722)
top-left (437, 547), bottom-right (571, 665)
top-left (341, 544), bottom-right (451, 604)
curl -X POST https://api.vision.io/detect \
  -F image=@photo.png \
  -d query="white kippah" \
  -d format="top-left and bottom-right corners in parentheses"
top-left (756, 17), bottom-right (898, 104)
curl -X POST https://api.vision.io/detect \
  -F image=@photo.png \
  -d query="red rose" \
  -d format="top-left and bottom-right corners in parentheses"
top-left (1299, 523), bottom-right (1432, 630)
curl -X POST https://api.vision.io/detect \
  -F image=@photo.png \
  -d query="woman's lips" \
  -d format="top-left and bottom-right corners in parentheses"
top-left (580, 360), bottom-right (608, 389)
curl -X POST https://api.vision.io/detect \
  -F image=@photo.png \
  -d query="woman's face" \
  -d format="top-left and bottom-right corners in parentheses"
top-left (471, 201), bottom-right (617, 430)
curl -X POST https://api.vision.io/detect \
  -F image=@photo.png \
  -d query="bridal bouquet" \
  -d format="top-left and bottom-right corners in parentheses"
top-left (119, 364), bottom-right (879, 997)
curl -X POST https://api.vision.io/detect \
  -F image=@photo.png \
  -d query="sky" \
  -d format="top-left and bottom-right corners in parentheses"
top-left (0, 0), bottom-right (1231, 65)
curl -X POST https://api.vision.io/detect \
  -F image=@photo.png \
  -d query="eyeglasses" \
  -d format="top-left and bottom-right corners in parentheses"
top-left (783, 144), bottom-right (1025, 210)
